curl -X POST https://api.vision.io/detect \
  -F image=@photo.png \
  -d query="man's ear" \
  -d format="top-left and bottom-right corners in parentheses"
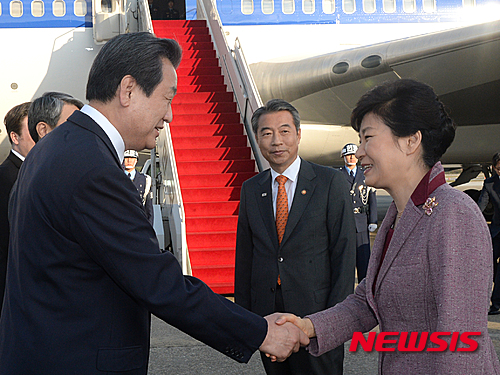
top-left (36, 122), bottom-right (50, 139)
top-left (10, 131), bottom-right (20, 145)
top-left (118, 75), bottom-right (137, 107)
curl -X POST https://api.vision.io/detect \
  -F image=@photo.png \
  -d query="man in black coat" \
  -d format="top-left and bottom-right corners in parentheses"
top-left (235, 99), bottom-right (356, 375)
top-left (478, 152), bottom-right (500, 315)
top-left (0, 102), bottom-right (34, 316)
top-left (339, 143), bottom-right (378, 281)
top-left (0, 33), bottom-right (308, 374)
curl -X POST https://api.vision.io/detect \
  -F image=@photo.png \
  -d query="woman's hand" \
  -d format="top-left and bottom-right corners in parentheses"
top-left (274, 313), bottom-right (316, 338)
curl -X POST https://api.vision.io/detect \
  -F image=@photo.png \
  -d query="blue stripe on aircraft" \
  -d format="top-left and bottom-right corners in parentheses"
top-left (0, 0), bottom-right (91, 28)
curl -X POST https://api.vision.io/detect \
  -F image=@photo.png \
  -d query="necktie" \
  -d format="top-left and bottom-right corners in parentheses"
top-left (128, 172), bottom-right (132, 179)
top-left (276, 175), bottom-right (288, 244)
top-left (350, 170), bottom-right (355, 178)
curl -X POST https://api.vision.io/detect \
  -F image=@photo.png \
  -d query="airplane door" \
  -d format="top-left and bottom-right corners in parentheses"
top-left (92, 0), bottom-right (127, 43)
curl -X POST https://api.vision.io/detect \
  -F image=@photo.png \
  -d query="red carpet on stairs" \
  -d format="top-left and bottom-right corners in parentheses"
top-left (153, 20), bottom-right (257, 294)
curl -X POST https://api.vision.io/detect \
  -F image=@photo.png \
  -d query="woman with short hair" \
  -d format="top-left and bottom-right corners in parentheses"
top-left (276, 79), bottom-right (500, 374)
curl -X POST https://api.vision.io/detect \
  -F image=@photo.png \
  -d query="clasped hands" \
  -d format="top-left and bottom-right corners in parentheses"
top-left (259, 313), bottom-right (316, 362)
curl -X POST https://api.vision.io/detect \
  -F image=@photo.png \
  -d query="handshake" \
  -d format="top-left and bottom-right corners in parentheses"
top-left (259, 313), bottom-right (316, 362)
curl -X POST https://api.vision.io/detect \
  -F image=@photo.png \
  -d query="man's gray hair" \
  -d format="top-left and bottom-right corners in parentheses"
top-left (251, 99), bottom-right (300, 135)
top-left (28, 92), bottom-right (84, 143)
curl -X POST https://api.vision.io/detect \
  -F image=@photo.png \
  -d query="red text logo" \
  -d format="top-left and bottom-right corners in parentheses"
top-left (349, 332), bottom-right (480, 352)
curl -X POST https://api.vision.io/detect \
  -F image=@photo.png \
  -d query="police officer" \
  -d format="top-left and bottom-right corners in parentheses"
top-left (124, 150), bottom-right (154, 226)
top-left (339, 143), bottom-right (377, 281)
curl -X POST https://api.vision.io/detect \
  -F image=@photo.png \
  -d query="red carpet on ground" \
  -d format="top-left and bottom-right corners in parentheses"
top-left (153, 20), bottom-right (257, 294)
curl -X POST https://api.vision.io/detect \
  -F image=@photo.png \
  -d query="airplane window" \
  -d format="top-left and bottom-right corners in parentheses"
top-left (333, 61), bottom-right (349, 74)
top-left (283, 0), bottom-right (294, 14)
top-left (322, 0), bottom-right (334, 13)
top-left (343, 0), bottom-right (355, 13)
top-left (403, 0), bottom-right (415, 12)
top-left (422, 0), bottom-right (435, 12)
top-left (31, 0), bottom-right (44, 16)
top-left (241, 0), bottom-right (254, 14)
top-left (53, 0), bottom-right (66, 16)
top-left (101, 0), bottom-right (113, 12)
top-left (10, 0), bottom-right (23, 16)
top-left (303, 0), bottom-right (314, 13)
top-left (383, 0), bottom-right (395, 12)
top-left (361, 55), bottom-right (382, 68)
top-left (261, 0), bottom-right (274, 14)
top-left (363, 0), bottom-right (375, 13)
top-left (463, 0), bottom-right (475, 7)
top-left (74, 0), bottom-right (87, 16)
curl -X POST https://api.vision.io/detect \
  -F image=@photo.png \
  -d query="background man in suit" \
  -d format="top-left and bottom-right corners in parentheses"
top-left (478, 152), bottom-right (500, 315)
top-left (339, 143), bottom-right (377, 281)
top-left (0, 102), bottom-right (34, 316)
top-left (0, 33), bottom-right (308, 374)
top-left (124, 149), bottom-right (154, 225)
top-left (235, 99), bottom-right (356, 375)
top-left (28, 91), bottom-right (83, 143)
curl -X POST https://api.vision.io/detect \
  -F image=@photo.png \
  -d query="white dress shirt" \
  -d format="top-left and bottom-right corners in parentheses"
top-left (11, 149), bottom-right (25, 162)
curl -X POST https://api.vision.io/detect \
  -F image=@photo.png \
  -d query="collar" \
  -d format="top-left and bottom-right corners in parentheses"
top-left (125, 169), bottom-right (136, 180)
top-left (410, 162), bottom-right (446, 206)
top-left (345, 165), bottom-right (357, 176)
top-left (11, 149), bottom-right (25, 161)
top-left (80, 105), bottom-right (125, 163)
top-left (271, 156), bottom-right (301, 183)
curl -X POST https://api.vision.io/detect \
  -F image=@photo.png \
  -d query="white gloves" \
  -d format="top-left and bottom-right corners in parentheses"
top-left (368, 224), bottom-right (378, 232)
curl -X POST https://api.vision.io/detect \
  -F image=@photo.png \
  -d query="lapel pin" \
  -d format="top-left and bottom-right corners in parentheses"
top-left (301, 190), bottom-right (307, 195)
top-left (262, 192), bottom-right (267, 197)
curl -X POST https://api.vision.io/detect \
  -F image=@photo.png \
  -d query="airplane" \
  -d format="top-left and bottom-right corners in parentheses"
top-left (183, 0), bottom-right (500, 180)
top-left (2, 0), bottom-right (499, 174)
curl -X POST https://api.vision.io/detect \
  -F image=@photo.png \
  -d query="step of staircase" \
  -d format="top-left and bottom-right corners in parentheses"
top-left (179, 172), bottom-right (256, 188)
top-left (153, 19), bottom-right (257, 294)
top-left (170, 124), bottom-right (243, 137)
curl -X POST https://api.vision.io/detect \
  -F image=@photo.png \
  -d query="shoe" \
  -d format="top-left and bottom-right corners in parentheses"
top-left (489, 306), bottom-right (500, 315)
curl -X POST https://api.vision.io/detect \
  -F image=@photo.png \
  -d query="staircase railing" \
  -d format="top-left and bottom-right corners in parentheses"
top-left (196, 0), bottom-right (269, 172)
top-left (157, 124), bottom-right (192, 275)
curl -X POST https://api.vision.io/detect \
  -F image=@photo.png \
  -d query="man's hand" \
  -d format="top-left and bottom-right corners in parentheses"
top-left (368, 224), bottom-right (378, 232)
top-left (259, 313), bottom-right (310, 362)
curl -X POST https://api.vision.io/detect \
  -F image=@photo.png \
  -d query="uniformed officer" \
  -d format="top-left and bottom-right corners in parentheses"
top-left (123, 150), bottom-right (154, 226)
top-left (339, 143), bottom-right (377, 281)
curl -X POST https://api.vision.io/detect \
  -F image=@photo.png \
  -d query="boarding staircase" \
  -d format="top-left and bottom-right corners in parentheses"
top-left (153, 20), bottom-right (257, 294)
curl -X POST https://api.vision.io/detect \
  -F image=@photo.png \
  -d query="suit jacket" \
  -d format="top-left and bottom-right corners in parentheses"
top-left (306, 163), bottom-right (500, 374)
top-left (0, 111), bottom-right (266, 374)
top-left (132, 171), bottom-right (154, 226)
top-left (478, 174), bottom-right (500, 238)
top-left (340, 167), bottom-right (377, 234)
top-left (0, 151), bottom-right (22, 314)
top-left (234, 159), bottom-right (356, 318)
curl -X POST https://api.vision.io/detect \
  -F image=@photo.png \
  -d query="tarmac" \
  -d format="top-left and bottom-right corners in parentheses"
top-left (147, 303), bottom-right (500, 375)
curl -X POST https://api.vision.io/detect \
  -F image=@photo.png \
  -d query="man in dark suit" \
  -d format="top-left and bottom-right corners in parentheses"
top-left (0, 102), bottom-right (34, 316)
top-left (124, 150), bottom-right (154, 225)
top-left (0, 33), bottom-right (308, 374)
top-left (339, 143), bottom-right (377, 282)
top-left (235, 99), bottom-right (356, 375)
top-left (478, 152), bottom-right (500, 315)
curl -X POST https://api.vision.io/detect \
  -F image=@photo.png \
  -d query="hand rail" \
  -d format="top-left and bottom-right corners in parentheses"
top-left (157, 123), bottom-right (191, 275)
